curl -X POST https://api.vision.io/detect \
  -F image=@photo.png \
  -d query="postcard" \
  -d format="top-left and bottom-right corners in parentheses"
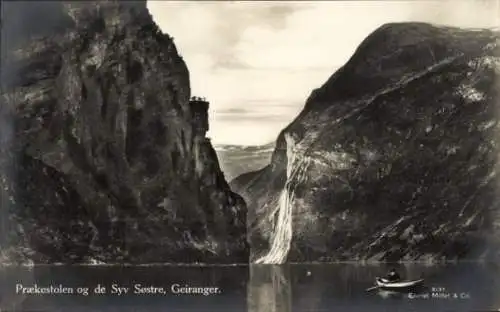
top-left (1, 0), bottom-right (499, 311)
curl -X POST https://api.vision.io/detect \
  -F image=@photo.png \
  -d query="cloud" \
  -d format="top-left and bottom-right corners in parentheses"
top-left (148, 1), bottom-right (310, 71)
top-left (211, 57), bottom-right (252, 71)
top-left (217, 108), bottom-right (250, 115)
top-left (209, 120), bottom-right (288, 145)
top-left (215, 102), bottom-right (303, 121)
top-left (407, 0), bottom-right (499, 29)
top-left (216, 114), bottom-right (288, 123)
top-left (148, 0), bottom-right (500, 145)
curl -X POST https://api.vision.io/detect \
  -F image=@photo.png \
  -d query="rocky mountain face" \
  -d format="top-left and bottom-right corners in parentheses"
top-left (0, 1), bottom-right (248, 264)
top-left (232, 23), bottom-right (500, 263)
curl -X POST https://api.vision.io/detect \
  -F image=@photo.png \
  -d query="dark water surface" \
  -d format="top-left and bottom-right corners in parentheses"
top-left (0, 263), bottom-right (498, 311)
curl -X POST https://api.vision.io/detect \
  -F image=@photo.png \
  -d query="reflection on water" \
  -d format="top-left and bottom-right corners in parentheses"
top-left (249, 263), bottom-right (500, 312)
top-left (0, 263), bottom-right (499, 311)
top-left (248, 265), bottom-right (292, 312)
top-left (0, 263), bottom-right (35, 311)
top-left (0, 265), bottom-right (248, 311)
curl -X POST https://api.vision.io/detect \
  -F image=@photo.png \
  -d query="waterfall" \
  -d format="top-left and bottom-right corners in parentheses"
top-left (256, 134), bottom-right (309, 264)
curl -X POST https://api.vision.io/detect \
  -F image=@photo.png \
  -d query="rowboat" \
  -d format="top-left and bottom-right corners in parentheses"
top-left (374, 277), bottom-right (424, 290)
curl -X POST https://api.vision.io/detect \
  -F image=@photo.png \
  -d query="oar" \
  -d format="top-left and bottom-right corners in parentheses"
top-left (366, 285), bottom-right (380, 292)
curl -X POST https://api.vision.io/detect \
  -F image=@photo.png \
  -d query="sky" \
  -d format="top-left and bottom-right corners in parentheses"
top-left (147, 0), bottom-right (500, 146)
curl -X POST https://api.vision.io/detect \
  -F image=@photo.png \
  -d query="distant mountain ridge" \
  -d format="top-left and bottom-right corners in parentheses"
top-left (215, 142), bottom-right (275, 181)
top-left (214, 142), bottom-right (275, 152)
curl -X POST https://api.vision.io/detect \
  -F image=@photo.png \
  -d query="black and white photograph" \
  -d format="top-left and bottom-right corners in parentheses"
top-left (1, 0), bottom-right (500, 311)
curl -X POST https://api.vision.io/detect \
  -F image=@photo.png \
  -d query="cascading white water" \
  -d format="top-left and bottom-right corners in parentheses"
top-left (256, 134), bottom-right (309, 264)
top-left (254, 51), bottom-right (473, 265)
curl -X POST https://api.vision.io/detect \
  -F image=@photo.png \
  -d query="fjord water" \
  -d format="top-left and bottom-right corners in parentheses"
top-left (249, 263), bottom-right (500, 312)
top-left (1, 263), bottom-right (498, 311)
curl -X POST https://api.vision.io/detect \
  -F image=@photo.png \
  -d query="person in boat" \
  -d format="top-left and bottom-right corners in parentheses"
top-left (386, 268), bottom-right (401, 282)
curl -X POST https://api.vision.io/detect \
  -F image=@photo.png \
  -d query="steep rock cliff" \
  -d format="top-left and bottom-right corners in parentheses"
top-left (233, 23), bottom-right (500, 263)
top-left (0, 1), bottom-right (248, 264)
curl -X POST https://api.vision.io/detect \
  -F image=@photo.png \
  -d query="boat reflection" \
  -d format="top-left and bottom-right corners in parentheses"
top-left (247, 263), bottom-right (499, 312)
top-left (0, 263), bottom-right (497, 311)
top-left (377, 289), bottom-right (405, 299)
